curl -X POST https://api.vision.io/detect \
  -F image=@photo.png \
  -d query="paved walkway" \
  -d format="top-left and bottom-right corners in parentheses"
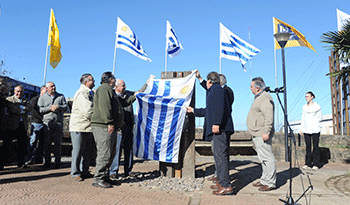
top-left (0, 155), bottom-right (350, 205)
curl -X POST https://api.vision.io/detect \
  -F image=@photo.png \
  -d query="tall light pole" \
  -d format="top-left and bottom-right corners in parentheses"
top-left (274, 32), bottom-right (291, 162)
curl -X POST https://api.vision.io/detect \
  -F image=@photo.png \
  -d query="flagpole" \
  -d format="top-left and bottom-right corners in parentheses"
top-left (112, 20), bottom-right (118, 75)
top-left (165, 21), bottom-right (168, 72)
top-left (43, 9), bottom-right (52, 85)
top-left (249, 26), bottom-right (253, 103)
top-left (165, 48), bottom-right (168, 72)
top-left (219, 57), bottom-right (222, 74)
top-left (273, 18), bottom-right (279, 131)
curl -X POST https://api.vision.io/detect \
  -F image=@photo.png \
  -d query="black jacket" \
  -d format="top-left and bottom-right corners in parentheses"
top-left (195, 84), bottom-right (234, 139)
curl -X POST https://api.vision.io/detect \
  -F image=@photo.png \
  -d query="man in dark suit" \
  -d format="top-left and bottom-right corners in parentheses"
top-left (196, 71), bottom-right (234, 139)
top-left (196, 71), bottom-right (234, 182)
top-left (186, 71), bottom-right (234, 195)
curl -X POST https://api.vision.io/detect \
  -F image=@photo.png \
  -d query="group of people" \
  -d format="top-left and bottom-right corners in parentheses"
top-left (0, 70), bottom-right (322, 194)
top-left (68, 72), bottom-right (149, 188)
top-left (186, 71), bottom-right (322, 195)
top-left (0, 78), bottom-right (68, 170)
top-left (0, 72), bottom-right (147, 189)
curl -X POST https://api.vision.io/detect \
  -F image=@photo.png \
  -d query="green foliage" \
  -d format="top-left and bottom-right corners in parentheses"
top-left (321, 20), bottom-right (350, 80)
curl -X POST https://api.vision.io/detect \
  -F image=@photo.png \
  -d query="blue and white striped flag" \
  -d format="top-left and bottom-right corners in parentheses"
top-left (166, 20), bottom-right (183, 58)
top-left (134, 71), bottom-right (196, 163)
top-left (220, 23), bottom-right (260, 70)
top-left (116, 17), bottom-right (151, 62)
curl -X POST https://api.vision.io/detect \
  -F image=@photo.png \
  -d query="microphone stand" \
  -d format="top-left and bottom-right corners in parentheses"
top-left (267, 87), bottom-right (313, 205)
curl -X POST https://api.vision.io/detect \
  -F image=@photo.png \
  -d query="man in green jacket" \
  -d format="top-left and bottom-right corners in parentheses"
top-left (91, 71), bottom-right (124, 188)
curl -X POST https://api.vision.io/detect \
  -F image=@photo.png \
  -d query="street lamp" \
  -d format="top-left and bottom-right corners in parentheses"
top-left (274, 32), bottom-right (291, 162)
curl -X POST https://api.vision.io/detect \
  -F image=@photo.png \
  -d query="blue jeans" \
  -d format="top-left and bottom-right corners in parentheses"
top-left (110, 123), bottom-right (134, 176)
top-left (70, 132), bottom-right (93, 177)
top-left (109, 133), bottom-right (122, 175)
top-left (25, 123), bottom-right (45, 163)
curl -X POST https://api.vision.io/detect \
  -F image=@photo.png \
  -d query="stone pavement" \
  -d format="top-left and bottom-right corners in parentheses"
top-left (0, 155), bottom-right (350, 205)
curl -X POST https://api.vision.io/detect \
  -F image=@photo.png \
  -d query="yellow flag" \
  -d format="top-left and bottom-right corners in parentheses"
top-left (273, 17), bottom-right (315, 52)
top-left (48, 9), bottom-right (62, 68)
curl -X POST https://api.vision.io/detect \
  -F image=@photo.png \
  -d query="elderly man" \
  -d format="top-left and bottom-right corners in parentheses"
top-left (186, 71), bottom-right (234, 195)
top-left (195, 71), bottom-right (234, 182)
top-left (109, 79), bottom-right (149, 179)
top-left (91, 72), bottom-right (124, 188)
top-left (24, 85), bottom-right (47, 166)
top-left (5, 85), bottom-right (31, 168)
top-left (69, 73), bottom-right (95, 181)
top-left (247, 77), bottom-right (276, 191)
top-left (38, 81), bottom-right (68, 169)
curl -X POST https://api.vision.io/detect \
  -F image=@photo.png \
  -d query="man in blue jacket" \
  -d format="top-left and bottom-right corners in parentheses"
top-left (186, 71), bottom-right (234, 195)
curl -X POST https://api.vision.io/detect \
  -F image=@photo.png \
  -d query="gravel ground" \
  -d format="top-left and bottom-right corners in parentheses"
top-left (117, 171), bottom-right (205, 192)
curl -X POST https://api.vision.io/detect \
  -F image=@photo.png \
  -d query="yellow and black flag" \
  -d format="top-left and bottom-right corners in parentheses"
top-left (48, 9), bottom-right (61, 68)
top-left (273, 17), bottom-right (315, 52)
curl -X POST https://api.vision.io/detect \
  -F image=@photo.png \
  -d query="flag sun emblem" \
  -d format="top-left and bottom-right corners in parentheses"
top-left (121, 26), bottom-right (128, 32)
top-left (179, 84), bottom-right (191, 97)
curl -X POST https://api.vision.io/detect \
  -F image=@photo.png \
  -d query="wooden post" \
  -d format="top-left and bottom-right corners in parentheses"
top-left (159, 71), bottom-right (196, 178)
top-left (329, 54), bottom-right (338, 134)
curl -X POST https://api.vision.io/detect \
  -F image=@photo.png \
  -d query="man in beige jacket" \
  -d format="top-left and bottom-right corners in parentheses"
top-left (247, 77), bottom-right (276, 191)
top-left (69, 73), bottom-right (95, 181)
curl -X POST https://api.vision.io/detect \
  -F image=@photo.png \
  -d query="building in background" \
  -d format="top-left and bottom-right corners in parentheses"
top-left (0, 75), bottom-right (40, 100)
top-left (289, 114), bottom-right (333, 135)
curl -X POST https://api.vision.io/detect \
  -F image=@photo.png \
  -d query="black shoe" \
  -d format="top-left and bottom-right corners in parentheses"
top-left (92, 181), bottom-right (113, 188)
top-left (42, 164), bottom-right (51, 169)
top-left (104, 177), bottom-right (120, 186)
top-left (54, 163), bottom-right (61, 169)
top-left (82, 173), bottom-right (94, 179)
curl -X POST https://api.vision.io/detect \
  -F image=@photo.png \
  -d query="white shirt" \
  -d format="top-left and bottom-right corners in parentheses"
top-left (300, 102), bottom-right (322, 134)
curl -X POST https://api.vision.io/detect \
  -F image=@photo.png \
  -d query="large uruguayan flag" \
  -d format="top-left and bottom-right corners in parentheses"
top-left (134, 71), bottom-right (196, 163)
top-left (166, 20), bottom-right (183, 58)
top-left (116, 17), bottom-right (151, 62)
top-left (220, 23), bottom-right (260, 70)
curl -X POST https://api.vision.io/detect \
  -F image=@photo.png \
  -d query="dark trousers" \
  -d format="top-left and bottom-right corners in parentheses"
top-left (213, 132), bottom-right (230, 187)
top-left (25, 123), bottom-right (45, 164)
top-left (121, 123), bottom-right (134, 174)
top-left (0, 122), bottom-right (28, 167)
top-left (43, 122), bottom-right (63, 166)
top-left (110, 123), bottom-right (134, 176)
top-left (304, 132), bottom-right (320, 167)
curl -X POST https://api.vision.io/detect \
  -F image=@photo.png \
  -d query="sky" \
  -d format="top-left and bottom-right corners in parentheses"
top-left (0, 0), bottom-right (348, 130)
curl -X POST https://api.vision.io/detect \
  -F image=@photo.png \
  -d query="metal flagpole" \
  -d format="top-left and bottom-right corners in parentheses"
top-left (219, 57), bottom-right (222, 74)
top-left (273, 18), bottom-right (279, 131)
top-left (43, 9), bottom-right (52, 85)
top-left (274, 42), bottom-right (279, 131)
top-left (112, 21), bottom-right (118, 75)
top-left (165, 21), bottom-right (168, 72)
top-left (165, 48), bottom-right (168, 72)
top-left (249, 26), bottom-right (253, 103)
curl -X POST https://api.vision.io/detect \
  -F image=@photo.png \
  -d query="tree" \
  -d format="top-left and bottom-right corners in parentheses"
top-left (320, 20), bottom-right (350, 79)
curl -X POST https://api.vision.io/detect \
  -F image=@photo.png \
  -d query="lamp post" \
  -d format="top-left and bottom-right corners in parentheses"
top-left (274, 32), bottom-right (291, 162)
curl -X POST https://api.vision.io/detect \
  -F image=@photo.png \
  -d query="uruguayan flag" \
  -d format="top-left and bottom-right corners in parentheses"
top-left (116, 17), bottom-right (151, 62)
top-left (220, 23), bottom-right (260, 70)
top-left (134, 71), bottom-right (196, 163)
top-left (166, 20), bottom-right (183, 58)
